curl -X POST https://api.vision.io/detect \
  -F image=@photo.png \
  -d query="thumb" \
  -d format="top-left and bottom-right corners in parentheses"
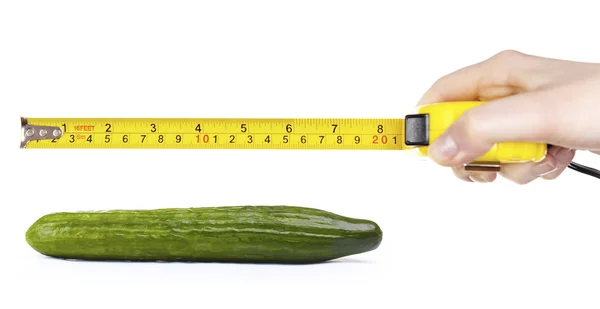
top-left (427, 92), bottom-right (557, 166)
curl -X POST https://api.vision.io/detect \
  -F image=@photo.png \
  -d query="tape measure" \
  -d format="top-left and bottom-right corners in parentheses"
top-left (20, 101), bottom-right (548, 171)
top-left (21, 117), bottom-right (406, 150)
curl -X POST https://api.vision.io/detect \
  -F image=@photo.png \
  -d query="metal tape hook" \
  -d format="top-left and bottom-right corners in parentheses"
top-left (20, 117), bottom-right (63, 148)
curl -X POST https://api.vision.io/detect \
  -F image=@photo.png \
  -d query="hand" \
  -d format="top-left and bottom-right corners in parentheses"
top-left (417, 50), bottom-right (600, 184)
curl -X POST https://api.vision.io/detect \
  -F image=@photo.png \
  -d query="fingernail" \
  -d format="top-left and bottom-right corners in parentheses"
top-left (469, 175), bottom-right (488, 183)
top-left (482, 173), bottom-right (495, 182)
top-left (533, 161), bottom-right (557, 176)
top-left (555, 148), bottom-right (574, 163)
top-left (429, 134), bottom-right (458, 162)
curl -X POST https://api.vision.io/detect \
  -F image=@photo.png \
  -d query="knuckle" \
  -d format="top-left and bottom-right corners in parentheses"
top-left (448, 109), bottom-right (496, 160)
top-left (490, 49), bottom-right (527, 64)
top-left (430, 73), bottom-right (452, 89)
top-left (526, 96), bottom-right (558, 139)
top-left (461, 109), bottom-right (478, 129)
top-left (457, 109), bottom-right (484, 140)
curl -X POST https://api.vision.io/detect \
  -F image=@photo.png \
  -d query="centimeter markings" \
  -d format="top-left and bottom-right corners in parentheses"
top-left (24, 118), bottom-right (407, 150)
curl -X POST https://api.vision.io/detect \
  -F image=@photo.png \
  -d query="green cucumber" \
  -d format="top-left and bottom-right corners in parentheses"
top-left (26, 205), bottom-right (382, 264)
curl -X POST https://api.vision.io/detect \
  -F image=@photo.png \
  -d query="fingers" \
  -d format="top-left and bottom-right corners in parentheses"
top-left (498, 150), bottom-right (557, 185)
top-left (427, 90), bottom-right (558, 167)
top-left (417, 50), bottom-right (533, 106)
top-left (499, 146), bottom-right (574, 184)
top-left (417, 49), bottom-right (591, 184)
top-left (448, 146), bottom-right (575, 184)
top-left (540, 147), bottom-right (575, 180)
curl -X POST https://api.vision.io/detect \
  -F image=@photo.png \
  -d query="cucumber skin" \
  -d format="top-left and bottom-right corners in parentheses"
top-left (26, 206), bottom-right (382, 264)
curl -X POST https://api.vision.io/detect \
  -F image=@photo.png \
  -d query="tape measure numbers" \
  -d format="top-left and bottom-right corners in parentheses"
top-left (20, 101), bottom-right (554, 172)
top-left (21, 118), bottom-right (407, 150)
top-left (20, 101), bottom-right (600, 180)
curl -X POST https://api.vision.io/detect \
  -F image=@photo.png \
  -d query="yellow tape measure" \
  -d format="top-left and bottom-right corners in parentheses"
top-left (20, 101), bottom-right (548, 170)
top-left (21, 117), bottom-right (406, 150)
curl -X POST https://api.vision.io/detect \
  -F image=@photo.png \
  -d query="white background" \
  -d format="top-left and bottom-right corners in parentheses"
top-left (2, 1), bottom-right (600, 308)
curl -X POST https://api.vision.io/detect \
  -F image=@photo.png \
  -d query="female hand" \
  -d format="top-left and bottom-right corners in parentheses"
top-left (417, 50), bottom-right (600, 184)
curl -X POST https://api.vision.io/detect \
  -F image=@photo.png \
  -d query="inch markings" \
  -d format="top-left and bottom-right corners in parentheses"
top-left (22, 118), bottom-right (407, 150)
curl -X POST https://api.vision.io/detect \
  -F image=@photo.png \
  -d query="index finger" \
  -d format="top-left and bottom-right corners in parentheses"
top-left (417, 50), bottom-right (530, 106)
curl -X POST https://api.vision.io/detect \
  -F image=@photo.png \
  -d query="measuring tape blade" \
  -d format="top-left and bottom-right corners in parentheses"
top-left (20, 117), bottom-right (408, 150)
top-left (19, 101), bottom-right (549, 172)
top-left (20, 101), bottom-right (600, 180)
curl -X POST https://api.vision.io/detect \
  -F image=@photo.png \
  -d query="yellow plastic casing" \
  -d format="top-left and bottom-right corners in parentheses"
top-left (414, 101), bottom-right (547, 164)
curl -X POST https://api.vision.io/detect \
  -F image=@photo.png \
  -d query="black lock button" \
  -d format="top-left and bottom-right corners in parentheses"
top-left (404, 114), bottom-right (429, 146)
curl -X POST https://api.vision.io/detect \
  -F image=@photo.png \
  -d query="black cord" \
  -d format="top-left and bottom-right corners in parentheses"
top-left (568, 161), bottom-right (600, 180)
top-left (546, 144), bottom-right (600, 179)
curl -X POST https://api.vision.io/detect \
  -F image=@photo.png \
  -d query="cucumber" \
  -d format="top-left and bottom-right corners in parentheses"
top-left (26, 205), bottom-right (382, 264)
